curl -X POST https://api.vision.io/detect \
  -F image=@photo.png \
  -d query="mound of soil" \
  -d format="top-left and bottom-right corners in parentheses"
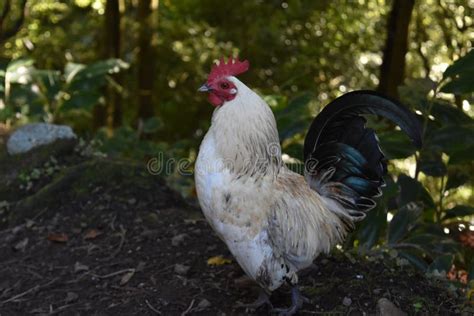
top-left (0, 141), bottom-right (470, 315)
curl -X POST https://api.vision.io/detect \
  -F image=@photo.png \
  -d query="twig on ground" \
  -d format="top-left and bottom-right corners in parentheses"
top-left (181, 299), bottom-right (195, 316)
top-left (0, 278), bottom-right (58, 305)
top-left (145, 299), bottom-right (162, 315)
top-left (99, 225), bottom-right (126, 261)
top-left (92, 268), bottom-right (135, 279)
top-left (110, 226), bottom-right (127, 257)
top-left (31, 208), bottom-right (49, 221)
top-left (156, 264), bottom-right (174, 274)
top-left (299, 310), bottom-right (333, 315)
top-left (49, 303), bottom-right (79, 315)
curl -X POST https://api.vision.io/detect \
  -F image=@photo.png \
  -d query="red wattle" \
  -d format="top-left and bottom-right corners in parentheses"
top-left (208, 93), bottom-right (223, 107)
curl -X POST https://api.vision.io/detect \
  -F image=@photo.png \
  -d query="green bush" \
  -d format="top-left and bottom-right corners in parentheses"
top-left (274, 51), bottom-right (474, 288)
top-left (0, 58), bottom-right (128, 124)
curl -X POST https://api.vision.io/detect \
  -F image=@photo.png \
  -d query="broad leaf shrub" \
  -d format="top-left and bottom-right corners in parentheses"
top-left (274, 52), bottom-right (474, 295)
top-left (0, 58), bottom-right (128, 126)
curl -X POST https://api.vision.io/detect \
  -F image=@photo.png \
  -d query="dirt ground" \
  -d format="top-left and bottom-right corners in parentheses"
top-left (0, 138), bottom-right (470, 315)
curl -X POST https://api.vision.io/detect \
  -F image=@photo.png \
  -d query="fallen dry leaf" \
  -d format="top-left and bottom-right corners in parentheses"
top-left (47, 233), bottom-right (68, 243)
top-left (120, 270), bottom-right (135, 285)
top-left (74, 262), bottom-right (89, 273)
top-left (84, 229), bottom-right (102, 240)
top-left (25, 219), bottom-right (35, 229)
top-left (207, 256), bottom-right (232, 266)
top-left (12, 238), bottom-right (29, 251)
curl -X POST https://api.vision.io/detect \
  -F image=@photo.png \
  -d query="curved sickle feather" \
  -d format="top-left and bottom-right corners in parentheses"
top-left (303, 90), bottom-right (422, 162)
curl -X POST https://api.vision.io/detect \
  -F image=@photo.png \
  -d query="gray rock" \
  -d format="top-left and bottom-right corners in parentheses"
top-left (376, 298), bottom-right (407, 316)
top-left (7, 123), bottom-right (76, 155)
top-left (197, 298), bottom-right (211, 309)
top-left (174, 263), bottom-right (190, 275)
top-left (65, 292), bottom-right (79, 303)
top-left (171, 233), bottom-right (187, 247)
top-left (342, 296), bottom-right (352, 306)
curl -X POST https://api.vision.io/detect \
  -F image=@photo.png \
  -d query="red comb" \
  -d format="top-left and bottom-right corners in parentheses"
top-left (207, 57), bottom-right (249, 83)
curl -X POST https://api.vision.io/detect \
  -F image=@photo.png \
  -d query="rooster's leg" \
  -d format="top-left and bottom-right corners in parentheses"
top-left (236, 288), bottom-right (273, 310)
top-left (272, 286), bottom-right (308, 316)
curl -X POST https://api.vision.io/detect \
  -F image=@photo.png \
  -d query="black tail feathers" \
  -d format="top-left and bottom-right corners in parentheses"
top-left (304, 90), bottom-right (422, 218)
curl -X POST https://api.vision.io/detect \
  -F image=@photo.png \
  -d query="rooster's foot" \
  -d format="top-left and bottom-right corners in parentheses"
top-left (236, 288), bottom-right (273, 311)
top-left (271, 286), bottom-right (309, 316)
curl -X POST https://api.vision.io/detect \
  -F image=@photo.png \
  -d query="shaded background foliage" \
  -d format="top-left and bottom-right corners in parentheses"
top-left (0, 0), bottom-right (473, 295)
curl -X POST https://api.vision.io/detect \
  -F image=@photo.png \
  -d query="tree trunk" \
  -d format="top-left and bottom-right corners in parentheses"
top-left (378, 0), bottom-right (415, 99)
top-left (105, 0), bottom-right (122, 128)
top-left (0, 0), bottom-right (28, 45)
top-left (93, 0), bottom-right (122, 130)
top-left (136, 0), bottom-right (155, 124)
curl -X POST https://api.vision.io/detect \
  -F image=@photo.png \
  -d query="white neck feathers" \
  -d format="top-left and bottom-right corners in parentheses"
top-left (210, 77), bottom-right (282, 176)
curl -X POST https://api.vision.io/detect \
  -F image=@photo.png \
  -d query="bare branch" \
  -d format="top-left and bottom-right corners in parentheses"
top-left (414, 12), bottom-right (431, 78)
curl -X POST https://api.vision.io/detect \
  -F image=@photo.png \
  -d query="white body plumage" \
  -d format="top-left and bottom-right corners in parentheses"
top-left (195, 77), bottom-right (350, 291)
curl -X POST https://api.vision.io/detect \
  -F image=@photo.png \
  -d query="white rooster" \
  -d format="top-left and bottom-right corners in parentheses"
top-left (195, 57), bottom-right (421, 315)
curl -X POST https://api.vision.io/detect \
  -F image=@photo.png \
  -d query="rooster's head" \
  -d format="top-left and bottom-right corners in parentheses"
top-left (199, 57), bottom-right (249, 107)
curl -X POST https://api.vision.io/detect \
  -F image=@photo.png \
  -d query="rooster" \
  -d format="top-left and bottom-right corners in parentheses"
top-left (195, 58), bottom-right (422, 315)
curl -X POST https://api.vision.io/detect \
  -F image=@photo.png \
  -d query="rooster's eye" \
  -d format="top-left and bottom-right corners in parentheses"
top-left (220, 82), bottom-right (230, 89)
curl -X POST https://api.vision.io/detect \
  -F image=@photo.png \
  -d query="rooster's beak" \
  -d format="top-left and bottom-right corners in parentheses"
top-left (198, 84), bottom-right (212, 92)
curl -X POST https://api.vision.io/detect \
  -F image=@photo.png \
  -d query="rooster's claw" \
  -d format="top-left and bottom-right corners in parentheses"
top-left (236, 288), bottom-right (273, 311)
top-left (271, 286), bottom-right (308, 316)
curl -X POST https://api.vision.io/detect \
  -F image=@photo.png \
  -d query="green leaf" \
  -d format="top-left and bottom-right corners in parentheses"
top-left (428, 125), bottom-right (474, 156)
top-left (30, 69), bottom-right (62, 101)
top-left (275, 92), bottom-right (313, 141)
top-left (440, 75), bottom-right (474, 95)
top-left (441, 51), bottom-right (474, 95)
top-left (445, 169), bottom-right (469, 190)
top-left (71, 59), bottom-right (128, 83)
top-left (61, 91), bottom-right (102, 111)
top-left (356, 203), bottom-right (387, 250)
top-left (398, 78), bottom-right (436, 109)
top-left (397, 174), bottom-right (435, 208)
top-left (419, 161), bottom-right (446, 177)
top-left (378, 130), bottom-right (417, 159)
top-left (430, 239), bottom-right (461, 256)
top-left (427, 254), bottom-right (454, 274)
top-left (66, 59), bottom-right (128, 93)
top-left (401, 233), bottom-right (460, 258)
top-left (6, 58), bottom-right (34, 74)
top-left (142, 117), bottom-right (163, 134)
top-left (443, 205), bottom-right (474, 220)
top-left (430, 102), bottom-right (473, 125)
top-left (448, 145), bottom-right (474, 164)
top-left (64, 62), bottom-right (86, 83)
top-left (416, 223), bottom-right (446, 236)
top-left (417, 146), bottom-right (446, 178)
top-left (6, 58), bottom-right (35, 84)
top-left (388, 204), bottom-right (422, 244)
top-left (443, 50), bottom-right (474, 79)
top-left (404, 233), bottom-right (440, 246)
top-left (0, 106), bottom-right (14, 121)
top-left (398, 251), bottom-right (428, 271)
